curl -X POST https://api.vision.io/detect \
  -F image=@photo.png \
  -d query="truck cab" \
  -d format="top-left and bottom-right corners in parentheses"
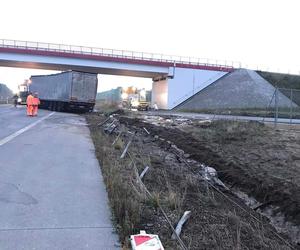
top-left (17, 81), bottom-right (30, 104)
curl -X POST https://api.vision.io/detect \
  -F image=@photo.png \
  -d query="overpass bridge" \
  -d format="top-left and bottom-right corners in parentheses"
top-left (0, 39), bottom-right (239, 109)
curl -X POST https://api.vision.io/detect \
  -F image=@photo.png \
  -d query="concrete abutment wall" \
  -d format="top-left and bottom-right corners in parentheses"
top-left (175, 69), bottom-right (297, 111)
top-left (151, 67), bottom-right (228, 109)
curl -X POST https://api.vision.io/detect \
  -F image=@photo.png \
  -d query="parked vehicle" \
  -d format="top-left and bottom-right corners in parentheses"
top-left (17, 81), bottom-right (30, 104)
top-left (121, 87), bottom-right (150, 110)
top-left (29, 71), bottom-right (98, 112)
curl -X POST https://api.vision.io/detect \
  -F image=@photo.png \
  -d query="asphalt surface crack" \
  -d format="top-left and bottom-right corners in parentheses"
top-left (0, 182), bottom-right (38, 205)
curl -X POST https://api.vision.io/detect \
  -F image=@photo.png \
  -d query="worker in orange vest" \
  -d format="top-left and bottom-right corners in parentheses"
top-left (26, 92), bottom-right (34, 116)
top-left (32, 92), bottom-right (40, 116)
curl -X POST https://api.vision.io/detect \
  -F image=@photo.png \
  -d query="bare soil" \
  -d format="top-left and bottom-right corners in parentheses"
top-left (123, 115), bottom-right (300, 224)
top-left (86, 112), bottom-right (299, 249)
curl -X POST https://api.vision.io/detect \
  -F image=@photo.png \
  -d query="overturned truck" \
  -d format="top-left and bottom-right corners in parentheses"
top-left (30, 71), bottom-right (98, 112)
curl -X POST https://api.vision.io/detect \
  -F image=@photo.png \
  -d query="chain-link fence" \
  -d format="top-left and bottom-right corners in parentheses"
top-left (0, 96), bottom-right (10, 104)
top-left (263, 88), bottom-right (300, 125)
top-left (177, 86), bottom-right (300, 126)
top-left (0, 83), bottom-right (13, 104)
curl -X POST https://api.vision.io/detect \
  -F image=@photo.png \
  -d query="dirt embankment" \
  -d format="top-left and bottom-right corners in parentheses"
top-left (86, 113), bottom-right (297, 249)
top-left (119, 117), bottom-right (300, 227)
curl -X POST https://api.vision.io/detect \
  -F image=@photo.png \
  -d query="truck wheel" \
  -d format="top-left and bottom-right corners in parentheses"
top-left (60, 103), bottom-right (65, 112)
top-left (50, 102), bottom-right (55, 111)
top-left (57, 102), bottom-right (62, 112)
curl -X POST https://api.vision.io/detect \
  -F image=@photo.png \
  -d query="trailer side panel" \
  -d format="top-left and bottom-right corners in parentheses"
top-left (71, 72), bottom-right (98, 103)
top-left (30, 72), bottom-right (72, 102)
top-left (29, 71), bottom-right (97, 112)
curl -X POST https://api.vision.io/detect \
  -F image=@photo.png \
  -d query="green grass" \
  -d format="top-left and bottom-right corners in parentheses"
top-left (257, 71), bottom-right (300, 106)
top-left (179, 107), bottom-right (300, 119)
top-left (94, 100), bottom-right (120, 114)
top-left (257, 71), bottom-right (300, 90)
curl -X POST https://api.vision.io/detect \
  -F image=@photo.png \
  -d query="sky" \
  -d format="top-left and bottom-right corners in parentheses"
top-left (0, 0), bottom-right (299, 93)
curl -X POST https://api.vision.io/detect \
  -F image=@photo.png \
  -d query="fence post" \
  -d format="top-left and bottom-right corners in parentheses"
top-left (274, 88), bottom-right (278, 128)
top-left (192, 73), bottom-right (195, 95)
top-left (290, 88), bottom-right (293, 125)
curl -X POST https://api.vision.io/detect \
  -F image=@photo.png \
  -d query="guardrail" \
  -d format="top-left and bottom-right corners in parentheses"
top-left (0, 39), bottom-right (240, 70)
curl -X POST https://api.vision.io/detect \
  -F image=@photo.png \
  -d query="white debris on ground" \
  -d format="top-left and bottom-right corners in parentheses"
top-left (233, 189), bottom-right (260, 209)
top-left (199, 164), bottom-right (229, 191)
top-left (138, 114), bottom-right (226, 191)
top-left (201, 165), bottom-right (218, 180)
top-left (197, 119), bottom-right (212, 127)
top-left (141, 115), bottom-right (211, 128)
top-left (174, 118), bottom-right (189, 123)
top-left (166, 137), bottom-right (228, 192)
top-left (139, 115), bottom-right (300, 246)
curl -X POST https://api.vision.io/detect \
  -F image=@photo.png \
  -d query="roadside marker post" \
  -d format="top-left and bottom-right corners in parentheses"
top-left (130, 230), bottom-right (164, 250)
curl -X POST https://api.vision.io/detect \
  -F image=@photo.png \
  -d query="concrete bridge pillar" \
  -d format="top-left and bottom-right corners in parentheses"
top-left (152, 67), bottom-right (228, 109)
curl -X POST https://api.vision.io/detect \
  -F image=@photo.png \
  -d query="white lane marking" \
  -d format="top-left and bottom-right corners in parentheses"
top-left (0, 112), bottom-right (55, 146)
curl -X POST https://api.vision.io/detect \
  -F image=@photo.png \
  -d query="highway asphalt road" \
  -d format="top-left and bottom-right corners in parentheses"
top-left (0, 105), bottom-right (119, 249)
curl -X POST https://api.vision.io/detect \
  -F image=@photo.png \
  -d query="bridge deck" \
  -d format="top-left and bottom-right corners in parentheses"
top-left (0, 39), bottom-right (236, 72)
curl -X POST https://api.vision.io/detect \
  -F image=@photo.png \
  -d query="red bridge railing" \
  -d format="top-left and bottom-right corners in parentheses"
top-left (0, 39), bottom-right (240, 71)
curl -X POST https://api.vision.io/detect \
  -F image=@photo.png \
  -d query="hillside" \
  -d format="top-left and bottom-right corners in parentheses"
top-left (175, 69), bottom-right (292, 111)
top-left (0, 83), bottom-right (13, 103)
top-left (257, 71), bottom-right (300, 106)
top-left (257, 71), bottom-right (300, 90)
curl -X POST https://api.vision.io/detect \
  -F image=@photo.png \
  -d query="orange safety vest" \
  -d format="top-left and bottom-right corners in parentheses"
top-left (32, 97), bottom-right (40, 106)
top-left (26, 95), bottom-right (34, 106)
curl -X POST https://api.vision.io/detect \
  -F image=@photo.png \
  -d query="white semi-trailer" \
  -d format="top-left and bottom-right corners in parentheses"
top-left (29, 71), bottom-right (98, 112)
